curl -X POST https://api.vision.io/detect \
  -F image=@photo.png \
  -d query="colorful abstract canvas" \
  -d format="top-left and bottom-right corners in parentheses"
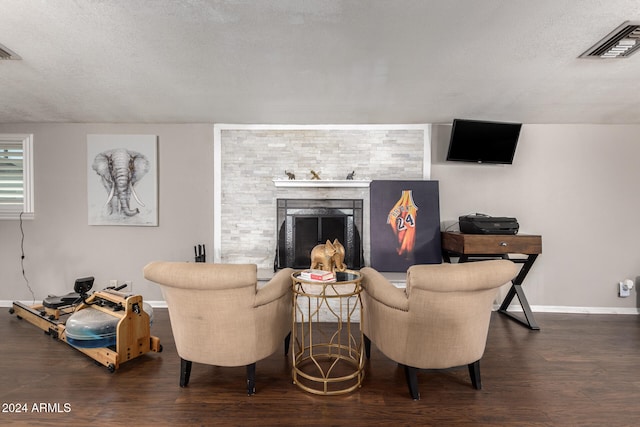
top-left (370, 180), bottom-right (441, 271)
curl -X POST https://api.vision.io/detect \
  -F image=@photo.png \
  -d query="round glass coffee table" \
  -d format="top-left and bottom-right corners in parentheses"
top-left (291, 270), bottom-right (364, 395)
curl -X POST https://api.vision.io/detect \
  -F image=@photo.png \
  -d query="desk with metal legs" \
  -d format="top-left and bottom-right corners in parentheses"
top-left (441, 232), bottom-right (542, 331)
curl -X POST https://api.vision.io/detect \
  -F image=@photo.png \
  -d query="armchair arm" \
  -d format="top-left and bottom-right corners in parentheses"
top-left (361, 267), bottom-right (409, 311)
top-left (254, 268), bottom-right (294, 307)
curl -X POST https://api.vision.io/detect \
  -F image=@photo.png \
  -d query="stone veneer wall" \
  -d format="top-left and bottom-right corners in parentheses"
top-left (219, 127), bottom-right (427, 270)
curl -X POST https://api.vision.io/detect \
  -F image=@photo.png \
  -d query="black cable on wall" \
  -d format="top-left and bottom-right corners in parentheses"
top-left (19, 211), bottom-right (35, 304)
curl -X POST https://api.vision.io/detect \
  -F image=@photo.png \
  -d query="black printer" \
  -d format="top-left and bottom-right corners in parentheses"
top-left (459, 214), bottom-right (519, 235)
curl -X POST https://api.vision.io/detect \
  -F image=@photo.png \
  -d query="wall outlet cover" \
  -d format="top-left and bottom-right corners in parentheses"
top-left (619, 281), bottom-right (631, 298)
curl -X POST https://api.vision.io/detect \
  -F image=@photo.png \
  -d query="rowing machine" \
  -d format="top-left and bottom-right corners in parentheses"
top-left (9, 277), bottom-right (161, 373)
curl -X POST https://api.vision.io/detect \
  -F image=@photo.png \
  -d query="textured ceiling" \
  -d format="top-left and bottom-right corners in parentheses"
top-left (1, 0), bottom-right (640, 124)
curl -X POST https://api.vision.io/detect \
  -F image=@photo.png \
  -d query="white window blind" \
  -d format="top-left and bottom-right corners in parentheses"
top-left (0, 134), bottom-right (34, 219)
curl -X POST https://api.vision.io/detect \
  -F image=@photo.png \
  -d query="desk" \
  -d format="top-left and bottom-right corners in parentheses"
top-left (291, 270), bottom-right (364, 395)
top-left (441, 232), bottom-right (542, 330)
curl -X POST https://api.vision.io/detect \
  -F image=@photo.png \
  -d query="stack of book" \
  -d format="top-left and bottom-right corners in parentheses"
top-left (299, 269), bottom-right (336, 282)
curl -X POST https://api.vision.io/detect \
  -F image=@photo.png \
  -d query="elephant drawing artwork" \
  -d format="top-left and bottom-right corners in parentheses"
top-left (92, 148), bottom-right (150, 217)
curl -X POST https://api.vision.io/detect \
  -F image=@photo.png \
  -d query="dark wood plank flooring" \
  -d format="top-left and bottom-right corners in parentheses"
top-left (1, 308), bottom-right (639, 426)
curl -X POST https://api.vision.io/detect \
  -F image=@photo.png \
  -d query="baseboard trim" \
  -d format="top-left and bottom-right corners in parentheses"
top-left (494, 304), bottom-right (639, 315)
top-left (147, 301), bottom-right (168, 308)
top-left (2, 300), bottom-right (637, 315)
top-left (535, 305), bottom-right (637, 315)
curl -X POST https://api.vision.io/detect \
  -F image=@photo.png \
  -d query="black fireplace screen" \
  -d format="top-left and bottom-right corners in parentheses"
top-left (275, 199), bottom-right (364, 270)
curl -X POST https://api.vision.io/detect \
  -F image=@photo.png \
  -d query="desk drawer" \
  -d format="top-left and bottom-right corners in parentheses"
top-left (442, 232), bottom-right (542, 255)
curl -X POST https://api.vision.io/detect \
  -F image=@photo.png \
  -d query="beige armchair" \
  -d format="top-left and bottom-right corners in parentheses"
top-left (143, 262), bottom-right (294, 395)
top-left (360, 260), bottom-right (519, 400)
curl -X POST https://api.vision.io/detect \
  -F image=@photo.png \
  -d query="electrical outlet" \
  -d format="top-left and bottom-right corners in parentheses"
top-left (618, 281), bottom-right (631, 298)
top-left (109, 279), bottom-right (118, 288)
top-left (123, 280), bottom-right (132, 291)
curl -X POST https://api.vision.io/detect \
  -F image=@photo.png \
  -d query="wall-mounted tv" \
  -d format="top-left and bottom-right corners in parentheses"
top-left (446, 119), bottom-right (522, 164)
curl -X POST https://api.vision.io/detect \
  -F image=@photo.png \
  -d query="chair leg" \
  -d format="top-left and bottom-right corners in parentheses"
top-left (284, 331), bottom-right (291, 356)
top-left (468, 360), bottom-right (482, 390)
top-left (403, 364), bottom-right (420, 400)
top-left (246, 363), bottom-right (256, 396)
top-left (363, 334), bottom-right (371, 359)
top-left (180, 358), bottom-right (192, 388)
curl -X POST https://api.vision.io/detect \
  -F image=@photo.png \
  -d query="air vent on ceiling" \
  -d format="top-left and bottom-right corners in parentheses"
top-left (580, 21), bottom-right (640, 59)
top-left (0, 43), bottom-right (21, 60)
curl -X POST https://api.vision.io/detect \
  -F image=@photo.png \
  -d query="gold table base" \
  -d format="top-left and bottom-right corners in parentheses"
top-left (291, 270), bottom-right (364, 395)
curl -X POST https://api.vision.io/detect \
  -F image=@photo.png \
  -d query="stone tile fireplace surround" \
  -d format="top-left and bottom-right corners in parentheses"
top-left (213, 125), bottom-right (431, 274)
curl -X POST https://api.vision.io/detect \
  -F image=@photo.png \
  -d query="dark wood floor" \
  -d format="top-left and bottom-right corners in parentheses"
top-left (2, 308), bottom-right (639, 426)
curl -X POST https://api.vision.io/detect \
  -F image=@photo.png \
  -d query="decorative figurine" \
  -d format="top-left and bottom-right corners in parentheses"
top-left (310, 170), bottom-right (321, 180)
top-left (332, 240), bottom-right (347, 271)
top-left (346, 171), bottom-right (355, 180)
top-left (310, 239), bottom-right (347, 272)
top-left (285, 170), bottom-right (295, 180)
top-left (194, 244), bottom-right (206, 262)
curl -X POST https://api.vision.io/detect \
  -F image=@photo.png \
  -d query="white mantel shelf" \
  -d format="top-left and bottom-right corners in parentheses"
top-left (273, 179), bottom-right (371, 188)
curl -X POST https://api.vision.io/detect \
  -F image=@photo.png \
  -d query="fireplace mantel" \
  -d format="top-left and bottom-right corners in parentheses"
top-left (273, 179), bottom-right (371, 188)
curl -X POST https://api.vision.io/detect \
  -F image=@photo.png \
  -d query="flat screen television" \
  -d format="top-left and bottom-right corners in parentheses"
top-left (446, 119), bottom-right (522, 164)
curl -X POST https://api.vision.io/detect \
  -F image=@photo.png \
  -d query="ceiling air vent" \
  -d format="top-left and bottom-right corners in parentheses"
top-left (0, 43), bottom-right (21, 60)
top-left (580, 21), bottom-right (640, 59)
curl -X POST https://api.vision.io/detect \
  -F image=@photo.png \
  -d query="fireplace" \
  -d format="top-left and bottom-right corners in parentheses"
top-left (275, 199), bottom-right (364, 270)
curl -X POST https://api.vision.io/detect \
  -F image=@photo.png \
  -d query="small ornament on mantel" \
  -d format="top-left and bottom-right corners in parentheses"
top-left (346, 171), bottom-right (355, 180)
top-left (285, 170), bottom-right (296, 180)
top-left (310, 170), bottom-right (321, 180)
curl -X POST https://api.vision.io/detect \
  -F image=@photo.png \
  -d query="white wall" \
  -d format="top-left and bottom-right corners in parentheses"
top-left (0, 123), bottom-right (214, 303)
top-left (1, 122), bottom-right (638, 311)
top-left (432, 124), bottom-right (640, 311)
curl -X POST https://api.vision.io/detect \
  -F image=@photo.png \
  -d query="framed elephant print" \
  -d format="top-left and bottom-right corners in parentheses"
top-left (87, 134), bottom-right (158, 226)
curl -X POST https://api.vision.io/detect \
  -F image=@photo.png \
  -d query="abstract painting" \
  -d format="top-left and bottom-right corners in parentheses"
top-left (370, 180), bottom-right (441, 271)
